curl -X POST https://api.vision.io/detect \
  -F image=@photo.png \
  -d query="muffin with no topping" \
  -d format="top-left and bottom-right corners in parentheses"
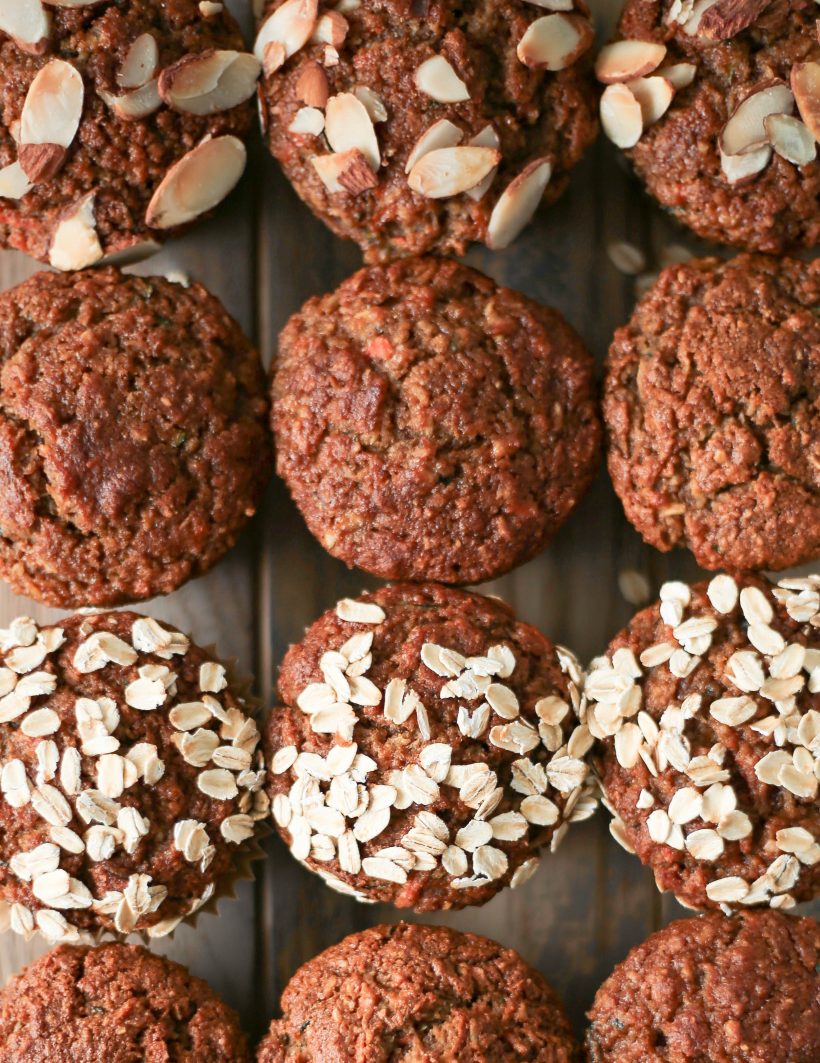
top-left (0, 610), bottom-right (266, 945)
top-left (587, 572), bottom-right (820, 912)
top-left (264, 582), bottom-right (596, 910)
top-left (0, 942), bottom-right (250, 1062)
top-left (0, 0), bottom-right (259, 268)
top-left (597, 0), bottom-right (819, 252)
top-left (255, 0), bottom-right (598, 260)
top-left (272, 256), bottom-right (601, 585)
top-left (604, 254), bottom-right (820, 572)
top-left (257, 922), bottom-right (580, 1062)
top-left (586, 910), bottom-right (820, 1063)
top-left (0, 267), bottom-right (271, 608)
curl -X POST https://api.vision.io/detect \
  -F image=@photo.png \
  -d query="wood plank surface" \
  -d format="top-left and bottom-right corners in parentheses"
top-left (0, 0), bottom-right (817, 1053)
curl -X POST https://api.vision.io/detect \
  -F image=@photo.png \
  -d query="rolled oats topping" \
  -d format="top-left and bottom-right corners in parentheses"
top-left (589, 573), bottom-right (820, 912)
top-left (264, 583), bottom-right (596, 910)
top-left (0, 611), bottom-right (265, 944)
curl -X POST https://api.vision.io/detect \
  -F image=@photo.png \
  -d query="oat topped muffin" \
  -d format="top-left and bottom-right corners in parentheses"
top-left (0, 0), bottom-right (259, 267)
top-left (256, 0), bottom-right (598, 260)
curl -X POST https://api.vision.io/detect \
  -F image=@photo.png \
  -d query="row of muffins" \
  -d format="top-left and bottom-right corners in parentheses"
top-left (0, 565), bottom-right (815, 950)
top-left (0, 1), bottom-right (817, 270)
top-left (0, 249), bottom-right (813, 612)
top-left (0, 913), bottom-right (816, 1060)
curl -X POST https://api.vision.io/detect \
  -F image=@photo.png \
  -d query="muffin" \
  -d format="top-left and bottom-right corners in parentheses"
top-left (0, 267), bottom-right (271, 608)
top-left (586, 910), bottom-right (820, 1062)
top-left (264, 582), bottom-right (596, 910)
top-left (587, 572), bottom-right (820, 912)
top-left (597, 0), bottom-right (819, 252)
top-left (0, 942), bottom-right (250, 1062)
top-left (604, 254), bottom-right (820, 572)
top-left (272, 256), bottom-right (601, 585)
top-left (255, 0), bottom-right (598, 260)
top-left (257, 922), bottom-right (580, 1062)
top-left (0, 0), bottom-right (259, 268)
top-left (0, 610), bottom-right (267, 944)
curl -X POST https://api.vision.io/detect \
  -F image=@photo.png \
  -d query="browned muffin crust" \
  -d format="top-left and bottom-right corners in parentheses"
top-left (586, 573), bottom-right (820, 912)
top-left (264, 582), bottom-right (595, 911)
top-left (604, 254), bottom-right (820, 573)
top-left (257, 923), bottom-right (581, 1062)
top-left (0, 610), bottom-right (267, 942)
top-left (605, 0), bottom-right (819, 252)
top-left (272, 256), bottom-right (601, 585)
top-left (0, 0), bottom-right (255, 266)
top-left (256, 0), bottom-right (598, 261)
top-left (0, 267), bottom-right (271, 607)
top-left (586, 910), bottom-right (820, 1063)
top-left (0, 942), bottom-right (250, 1062)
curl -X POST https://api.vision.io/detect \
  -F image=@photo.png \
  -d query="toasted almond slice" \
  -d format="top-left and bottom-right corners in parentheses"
top-left (405, 118), bottom-right (463, 174)
top-left (21, 59), bottom-right (84, 149)
top-left (354, 86), bottom-right (387, 123)
top-left (595, 40), bottom-right (667, 84)
top-left (263, 41), bottom-right (286, 77)
top-left (159, 50), bottom-right (261, 115)
top-left (764, 113), bottom-right (817, 166)
top-left (254, 0), bottom-right (318, 65)
top-left (98, 79), bottom-right (162, 121)
top-left (0, 161), bottom-right (33, 200)
top-left (720, 82), bottom-right (794, 156)
top-left (600, 83), bottom-right (644, 148)
top-left (682, 0), bottom-right (720, 35)
top-left (325, 92), bottom-right (380, 169)
top-left (311, 10), bottom-right (348, 47)
top-left (487, 157), bottom-right (551, 250)
top-left (18, 142), bottom-right (65, 182)
top-left (517, 13), bottom-right (594, 71)
top-left (523, 0), bottom-right (574, 7)
top-left (657, 62), bottom-right (697, 90)
top-left (407, 145), bottom-right (500, 198)
top-left (49, 193), bottom-right (103, 271)
top-left (0, 0), bottom-right (50, 54)
top-left (289, 104), bottom-right (324, 135)
top-left (312, 148), bottom-right (376, 194)
top-left (118, 33), bottom-right (158, 89)
top-left (414, 55), bottom-right (470, 103)
top-left (697, 0), bottom-right (770, 41)
top-left (297, 60), bottom-right (329, 108)
top-left (466, 125), bottom-right (500, 201)
top-left (792, 62), bottom-right (820, 143)
top-left (627, 76), bottom-right (675, 126)
top-left (145, 134), bottom-right (247, 229)
top-left (98, 237), bottom-right (162, 266)
top-left (200, 1), bottom-right (224, 14)
top-left (720, 141), bottom-right (771, 184)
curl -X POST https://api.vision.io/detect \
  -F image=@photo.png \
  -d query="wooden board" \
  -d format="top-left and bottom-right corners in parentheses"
top-left (0, 0), bottom-right (816, 1049)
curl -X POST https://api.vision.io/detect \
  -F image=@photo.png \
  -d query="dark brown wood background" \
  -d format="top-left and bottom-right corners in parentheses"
top-left (0, 0), bottom-right (816, 1049)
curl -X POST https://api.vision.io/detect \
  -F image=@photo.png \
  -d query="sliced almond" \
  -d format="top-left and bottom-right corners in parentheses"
top-left (311, 148), bottom-right (376, 194)
top-left (517, 13), bottom-right (594, 71)
top-left (792, 62), bottom-right (820, 143)
top-left (600, 83), bottom-right (644, 148)
top-left (720, 82), bottom-right (794, 156)
top-left (159, 50), bottom-right (261, 115)
top-left (98, 237), bottom-right (162, 266)
top-left (407, 145), bottom-right (500, 198)
top-left (697, 0), bottom-right (771, 41)
top-left (657, 62), bottom-right (697, 91)
top-left (0, 161), bottom-right (33, 200)
top-left (487, 157), bottom-right (551, 249)
top-left (405, 118), bottom-right (463, 174)
top-left (324, 92), bottom-right (380, 169)
top-left (0, 0), bottom-right (51, 55)
top-left (627, 76), bottom-right (675, 126)
top-left (262, 41), bottom-right (286, 77)
top-left (720, 142), bottom-right (771, 184)
top-left (18, 142), bottom-right (66, 182)
top-left (118, 33), bottom-right (158, 89)
top-left (49, 193), bottom-right (103, 271)
top-left (764, 113), bottom-right (817, 166)
top-left (524, 0), bottom-right (574, 7)
top-left (254, 0), bottom-right (318, 65)
top-left (289, 105), bottom-right (324, 135)
top-left (354, 86), bottom-right (387, 123)
top-left (466, 125), bottom-right (500, 201)
top-left (596, 40), bottom-right (667, 84)
top-left (98, 79), bottom-right (161, 121)
top-left (296, 60), bottom-right (329, 108)
top-left (414, 55), bottom-right (470, 103)
top-left (311, 10), bottom-right (348, 47)
top-left (20, 59), bottom-right (84, 150)
top-left (145, 134), bottom-right (247, 229)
